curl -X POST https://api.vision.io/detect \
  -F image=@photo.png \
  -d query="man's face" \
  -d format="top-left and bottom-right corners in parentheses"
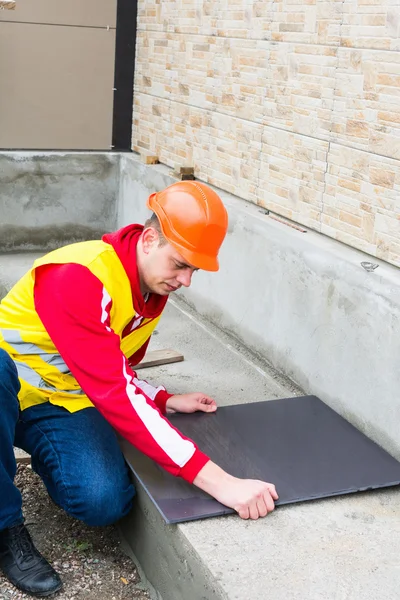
top-left (140, 228), bottom-right (199, 296)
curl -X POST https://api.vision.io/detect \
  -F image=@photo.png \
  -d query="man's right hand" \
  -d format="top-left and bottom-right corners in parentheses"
top-left (193, 461), bottom-right (278, 520)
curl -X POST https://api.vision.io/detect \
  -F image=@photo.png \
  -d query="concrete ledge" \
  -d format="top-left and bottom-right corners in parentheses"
top-left (118, 300), bottom-right (400, 600)
top-left (117, 154), bottom-right (400, 461)
top-left (0, 152), bottom-right (119, 251)
top-left (120, 467), bottom-right (400, 600)
top-left (119, 486), bottom-right (227, 600)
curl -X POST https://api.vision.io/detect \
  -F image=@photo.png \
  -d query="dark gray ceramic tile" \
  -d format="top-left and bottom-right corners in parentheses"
top-left (120, 396), bottom-right (400, 524)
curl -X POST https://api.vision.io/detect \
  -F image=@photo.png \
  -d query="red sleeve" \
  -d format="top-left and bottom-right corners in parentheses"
top-left (33, 263), bottom-right (209, 483)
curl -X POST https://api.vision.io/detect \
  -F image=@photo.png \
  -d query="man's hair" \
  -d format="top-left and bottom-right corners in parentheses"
top-left (144, 212), bottom-right (167, 247)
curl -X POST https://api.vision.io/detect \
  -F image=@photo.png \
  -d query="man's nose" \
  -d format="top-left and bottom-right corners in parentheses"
top-left (176, 269), bottom-right (193, 287)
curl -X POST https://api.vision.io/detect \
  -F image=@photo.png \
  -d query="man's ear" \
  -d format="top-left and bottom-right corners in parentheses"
top-left (142, 227), bottom-right (159, 254)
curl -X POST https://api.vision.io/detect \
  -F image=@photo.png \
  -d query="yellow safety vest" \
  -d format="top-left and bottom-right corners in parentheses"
top-left (0, 240), bottom-right (161, 412)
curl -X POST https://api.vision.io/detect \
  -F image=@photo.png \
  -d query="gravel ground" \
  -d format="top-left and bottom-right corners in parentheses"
top-left (0, 464), bottom-right (151, 600)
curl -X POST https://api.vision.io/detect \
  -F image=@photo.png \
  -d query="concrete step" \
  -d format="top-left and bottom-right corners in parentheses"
top-left (119, 298), bottom-right (400, 600)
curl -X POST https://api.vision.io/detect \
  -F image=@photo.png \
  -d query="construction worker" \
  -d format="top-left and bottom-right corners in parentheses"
top-left (0, 181), bottom-right (278, 597)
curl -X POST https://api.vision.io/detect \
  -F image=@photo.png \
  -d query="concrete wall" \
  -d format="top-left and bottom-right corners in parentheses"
top-left (132, 0), bottom-right (400, 269)
top-left (0, 152), bottom-right (119, 251)
top-left (118, 154), bottom-right (400, 460)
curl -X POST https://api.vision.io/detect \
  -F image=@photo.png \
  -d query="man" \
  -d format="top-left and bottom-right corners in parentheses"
top-left (0, 181), bottom-right (278, 597)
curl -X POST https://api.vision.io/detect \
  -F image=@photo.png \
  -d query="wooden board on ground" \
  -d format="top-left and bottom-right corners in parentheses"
top-left (139, 151), bottom-right (159, 165)
top-left (135, 349), bottom-right (184, 369)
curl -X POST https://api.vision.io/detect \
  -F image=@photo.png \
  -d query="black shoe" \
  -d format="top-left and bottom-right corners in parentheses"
top-left (0, 523), bottom-right (62, 597)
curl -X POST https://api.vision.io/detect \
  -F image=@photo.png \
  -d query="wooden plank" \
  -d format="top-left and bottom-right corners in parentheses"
top-left (140, 151), bottom-right (159, 165)
top-left (135, 349), bottom-right (184, 369)
top-left (170, 166), bottom-right (195, 180)
top-left (179, 167), bottom-right (195, 176)
top-left (269, 214), bottom-right (307, 233)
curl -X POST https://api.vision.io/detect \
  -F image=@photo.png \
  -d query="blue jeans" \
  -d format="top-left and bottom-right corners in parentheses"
top-left (0, 348), bottom-right (135, 531)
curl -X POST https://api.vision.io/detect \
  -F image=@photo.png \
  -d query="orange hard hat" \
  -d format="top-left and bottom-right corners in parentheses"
top-left (146, 181), bottom-right (228, 271)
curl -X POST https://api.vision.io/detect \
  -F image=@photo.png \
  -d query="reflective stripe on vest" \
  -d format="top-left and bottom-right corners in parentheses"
top-left (1, 328), bottom-right (85, 393)
top-left (2, 329), bottom-right (69, 368)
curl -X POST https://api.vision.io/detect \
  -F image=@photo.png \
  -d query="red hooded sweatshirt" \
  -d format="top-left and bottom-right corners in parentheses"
top-left (33, 225), bottom-right (210, 483)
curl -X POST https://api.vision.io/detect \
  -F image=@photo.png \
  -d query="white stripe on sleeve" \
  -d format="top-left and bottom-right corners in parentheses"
top-left (122, 359), bottom-right (196, 467)
top-left (133, 377), bottom-right (165, 401)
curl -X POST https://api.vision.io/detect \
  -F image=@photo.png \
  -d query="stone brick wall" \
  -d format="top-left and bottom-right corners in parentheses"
top-left (0, 1), bottom-right (16, 8)
top-left (132, 0), bottom-right (400, 267)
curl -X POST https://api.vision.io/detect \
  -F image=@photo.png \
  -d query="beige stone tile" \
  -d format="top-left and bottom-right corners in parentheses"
top-left (167, 101), bottom-right (212, 182)
top-left (137, 0), bottom-right (214, 35)
top-left (331, 48), bottom-right (400, 158)
top-left (322, 143), bottom-right (400, 266)
top-left (132, 94), bottom-right (176, 162)
top-left (386, 238), bottom-right (400, 265)
top-left (376, 231), bottom-right (400, 264)
top-left (257, 126), bottom-right (329, 230)
top-left (212, 37), bottom-right (269, 123)
top-left (321, 223), bottom-right (378, 257)
top-left (340, 0), bottom-right (400, 51)
top-left (137, 0), bottom-right (166, 32)
top-left (213, 0), bottom-right (343, 44)
top-left (262, 42), bottom-right (337, 139)
top-left (134, 31), bottom-right (173, 100)
top-left (0, 0), bottom-right (16, 8)
top-left (212, 0), bottom-right (255, 39)
top-left (206, 114), bottom-right (263, 202)
top-left (132, 92), bottom-right (212, 182)
top-left (143, 0), bottom-right (342, 43)
top-left (168, 33), bottom-right (218, 111)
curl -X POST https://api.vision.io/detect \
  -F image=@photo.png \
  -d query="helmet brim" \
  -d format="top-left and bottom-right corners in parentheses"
top-left (169, 241), bottom-right (219, 272)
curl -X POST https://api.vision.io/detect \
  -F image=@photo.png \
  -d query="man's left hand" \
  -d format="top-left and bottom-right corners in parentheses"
top-left (166, 393), bottom-right (217, 414)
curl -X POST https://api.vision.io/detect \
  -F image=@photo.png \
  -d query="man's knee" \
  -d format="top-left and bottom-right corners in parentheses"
top-left (65, 472), bottom-right (135, 526)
